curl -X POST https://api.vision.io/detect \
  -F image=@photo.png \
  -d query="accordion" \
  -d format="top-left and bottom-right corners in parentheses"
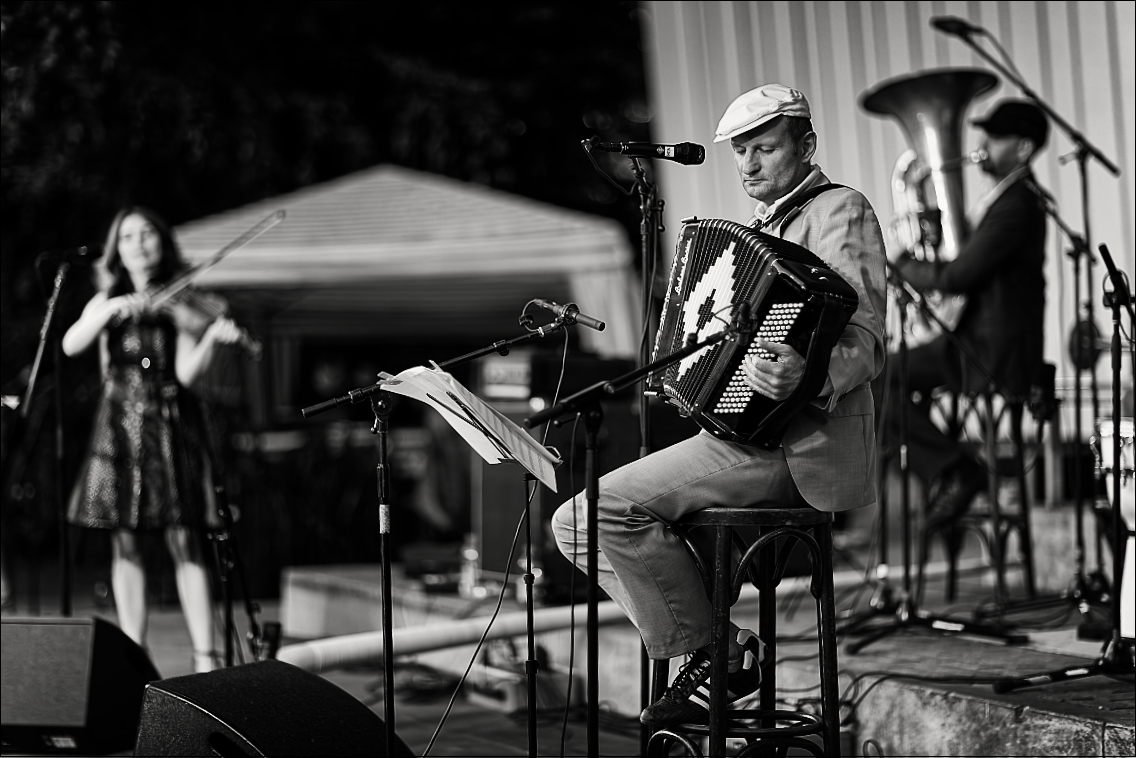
top-left (648, 217), bottom-right (860, 448)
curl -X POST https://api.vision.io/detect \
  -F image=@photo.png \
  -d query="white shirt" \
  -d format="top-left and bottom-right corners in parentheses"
top-left (967, 165), bottom-right (1030, 229)
top-left (748, 166), bottom-right (823, 228)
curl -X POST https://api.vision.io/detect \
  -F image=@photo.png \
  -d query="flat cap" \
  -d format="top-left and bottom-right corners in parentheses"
top-left (714, 84), bottom-right (811, 143)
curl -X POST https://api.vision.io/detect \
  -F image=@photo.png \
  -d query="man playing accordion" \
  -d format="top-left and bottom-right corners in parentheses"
top-left (552, 83), bottom-right (887, 726)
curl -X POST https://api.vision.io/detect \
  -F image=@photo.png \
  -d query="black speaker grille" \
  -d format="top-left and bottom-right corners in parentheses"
top-left (134, 660), bottom-right (412, 757)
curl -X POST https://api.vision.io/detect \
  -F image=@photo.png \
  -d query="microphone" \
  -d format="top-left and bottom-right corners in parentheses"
top-left (533, 299), bottom-right (606, 331)
top-left (41, 245), bottom-right (93, 261)
top-left (732, 302), bottom-right (755, 348)
top-left (930, 15), bottom-right (983, 38)
top-left (591, 141), bottom-right (706, 166)
top-left (925, 150), bottom-right (988, 174)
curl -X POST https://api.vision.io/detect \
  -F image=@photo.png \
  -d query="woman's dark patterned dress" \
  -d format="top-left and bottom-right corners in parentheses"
top-left (68, 313), bottom-right (212, 531)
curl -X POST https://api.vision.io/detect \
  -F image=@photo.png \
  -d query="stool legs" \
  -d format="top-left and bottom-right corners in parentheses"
top-left (917, 396), bottom-right (1038, 604)
top-left (646, 518), bottom-right (840, 757)
top-left (1011, 402), bottom-right (1037, 596)
top-left (757, 530), bottom-right (778, 756)
top-left (707, 524), bottom-right (732, 754)
top-left (815, 523), bottom-right (842, 755)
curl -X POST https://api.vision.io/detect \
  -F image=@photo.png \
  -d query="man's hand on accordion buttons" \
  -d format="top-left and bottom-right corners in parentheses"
top-left (743, 340), bottom-right (805, 401)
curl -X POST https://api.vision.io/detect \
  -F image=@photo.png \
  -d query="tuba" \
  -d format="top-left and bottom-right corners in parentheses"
top-left (860, 68), bottom-right (997, 346)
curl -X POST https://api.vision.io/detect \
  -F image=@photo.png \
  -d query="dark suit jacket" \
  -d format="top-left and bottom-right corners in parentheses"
top-left (896, 171), bottom-right (1046, 396)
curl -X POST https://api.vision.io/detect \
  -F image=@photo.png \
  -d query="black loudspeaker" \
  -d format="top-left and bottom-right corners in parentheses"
top-left (1, 616), bottom-right (160, 753)
top-left (133, 659), bottom-right (413, 757)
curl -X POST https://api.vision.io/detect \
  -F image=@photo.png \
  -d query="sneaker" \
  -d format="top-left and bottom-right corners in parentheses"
top-left (720, 629), bottom-right (764, 703)
top-left (640, 630), bottom-right (765, 726)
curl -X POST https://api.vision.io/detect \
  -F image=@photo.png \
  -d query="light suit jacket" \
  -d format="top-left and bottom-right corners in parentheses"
top-left (763, 171), bottom-right (888, 512)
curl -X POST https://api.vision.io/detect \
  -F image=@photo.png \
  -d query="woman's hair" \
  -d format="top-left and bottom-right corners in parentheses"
top-left (95, 206), bottom-right (188, 296)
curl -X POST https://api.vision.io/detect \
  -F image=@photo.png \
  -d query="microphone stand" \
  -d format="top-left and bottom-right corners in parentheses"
top-left (582, 140), bottom-right (670, 754)
top-left (627, 155), bottom-right (663, 462)
top-left (628, 155), bottom-right (665, 757)
top-left (993, 243), bottom-right (1135, 693)
top-left (201, 418), bottom-right (264, 668)
top-left (301, 318), bottom-right (574, 758)
top-left (975, 184), bottom-right (1110, 623)
top-left (434, 317), bottom-right (579, 758)
top-left (942, 17), bottom-right (1121, 635)
top-left (22, 257), bottom-right (75, 617)
top-left (843, 264), bottom-right (1029, 655)
top-left (526, 325), bottom-right (735, 758)
top-left (303, 387), bottom-right (398, 757)
top-left (836, 347), bottom-right (899, 636)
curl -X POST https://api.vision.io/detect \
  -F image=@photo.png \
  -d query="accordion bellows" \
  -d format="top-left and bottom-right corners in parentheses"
top-left (649, 218), bottom-right (859, 448)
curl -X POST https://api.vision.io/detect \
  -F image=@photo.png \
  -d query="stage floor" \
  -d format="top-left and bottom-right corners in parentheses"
top-left (5, 561), bottom-right (1131, 756)
top-left (3, 490), bottom-right (1132, 756)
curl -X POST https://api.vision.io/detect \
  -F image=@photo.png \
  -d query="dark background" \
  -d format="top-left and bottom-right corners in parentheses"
top-left (0, 1), bottom-right (662, 601)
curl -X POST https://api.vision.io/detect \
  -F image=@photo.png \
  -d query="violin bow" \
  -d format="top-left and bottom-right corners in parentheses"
top-left (148, 209), bottom-right (286, 310)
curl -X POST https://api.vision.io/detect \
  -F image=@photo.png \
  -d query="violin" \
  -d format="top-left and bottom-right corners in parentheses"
top-left (136, 209), bottom-right (285, 361)
top-left (145, 286), bottom-right (263, 361)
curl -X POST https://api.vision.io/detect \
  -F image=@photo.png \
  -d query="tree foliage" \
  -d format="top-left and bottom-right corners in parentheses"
top-left (1, 0), bottom-right (652, 383)
top-left (1, 2), bottom-right (653, 575)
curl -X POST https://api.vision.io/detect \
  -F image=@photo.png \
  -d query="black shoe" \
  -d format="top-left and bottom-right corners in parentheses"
top-left (640, 633), bottom-right (764, 726)
top-left (640, 650), bottom-right (713, 726)
top-left (926, 457), bottom-right (985, 530)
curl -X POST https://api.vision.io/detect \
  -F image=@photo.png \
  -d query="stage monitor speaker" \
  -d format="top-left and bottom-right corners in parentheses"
top-left (132, 659), bottom-right (413, 757)
top-left (1, 615), bottom-right (159, 753)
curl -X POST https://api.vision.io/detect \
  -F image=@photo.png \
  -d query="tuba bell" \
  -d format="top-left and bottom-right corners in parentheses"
top-left (860, 68), bottom-right (998, 345)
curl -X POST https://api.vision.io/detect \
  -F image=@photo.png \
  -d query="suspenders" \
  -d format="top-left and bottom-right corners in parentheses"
top-left (754, 183), bottom-right (848, 235)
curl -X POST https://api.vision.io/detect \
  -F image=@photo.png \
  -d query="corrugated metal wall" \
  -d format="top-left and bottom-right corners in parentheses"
top-left (641, 0), bottom-right (1134, 436)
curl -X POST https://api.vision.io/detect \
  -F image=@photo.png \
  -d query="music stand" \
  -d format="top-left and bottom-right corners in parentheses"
top-left (842, 264), bottom-right (1029, 655)
top-left (992, 245), bottom-right (1135, 692)
top-left (303, 363), bottom-right (561, 758)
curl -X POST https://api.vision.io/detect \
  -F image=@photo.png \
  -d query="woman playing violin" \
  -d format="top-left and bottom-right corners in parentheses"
top-left (63, 206), bottom-right (242, 673)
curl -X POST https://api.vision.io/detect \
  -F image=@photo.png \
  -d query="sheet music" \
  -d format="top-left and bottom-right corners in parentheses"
top-left (377, 365), bottom-right (561, 491)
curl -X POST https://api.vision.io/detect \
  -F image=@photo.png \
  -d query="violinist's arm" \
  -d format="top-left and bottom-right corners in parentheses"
top-left (62, 292), bottom-right (147, 357)
top-left (175, 317), bottom-right (243, 388)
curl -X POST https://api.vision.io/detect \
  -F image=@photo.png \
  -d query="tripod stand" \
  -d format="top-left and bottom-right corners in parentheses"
top-left (200, 413), bottom-right (270, 667)
top-left (14, 252), bottom-right (82, 617)
top-left (843, 266), bottom-right (1028, 655)
top-left (993, 244), bottom-right (1135, 692)
top-left (836, 355), bottom-right (900, 637)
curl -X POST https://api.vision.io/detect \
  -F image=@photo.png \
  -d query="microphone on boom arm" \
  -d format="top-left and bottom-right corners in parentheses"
top-left (39, 246), bottom-right (93, 262)
top-left (930, 16), bottom-right (984, 38)
top-left (532, 299), bottom-right (606, 331)
top-left (590, 140), bottom-right (706, 166)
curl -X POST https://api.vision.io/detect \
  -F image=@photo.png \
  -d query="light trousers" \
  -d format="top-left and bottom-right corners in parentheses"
top-left (551, 431), bottom-right (807, 659)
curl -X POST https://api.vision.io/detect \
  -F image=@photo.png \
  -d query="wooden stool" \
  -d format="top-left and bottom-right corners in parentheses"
top-left (918, 390), bottom-right (1037, 605)
top-left (645, 506), bottom-right (841, 757)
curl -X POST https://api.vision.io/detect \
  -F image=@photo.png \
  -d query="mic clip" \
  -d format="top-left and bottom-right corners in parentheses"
top-left (731, 303), bottom-right (755, 347)
top-left (531, 299), bottom-right (606, 332)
